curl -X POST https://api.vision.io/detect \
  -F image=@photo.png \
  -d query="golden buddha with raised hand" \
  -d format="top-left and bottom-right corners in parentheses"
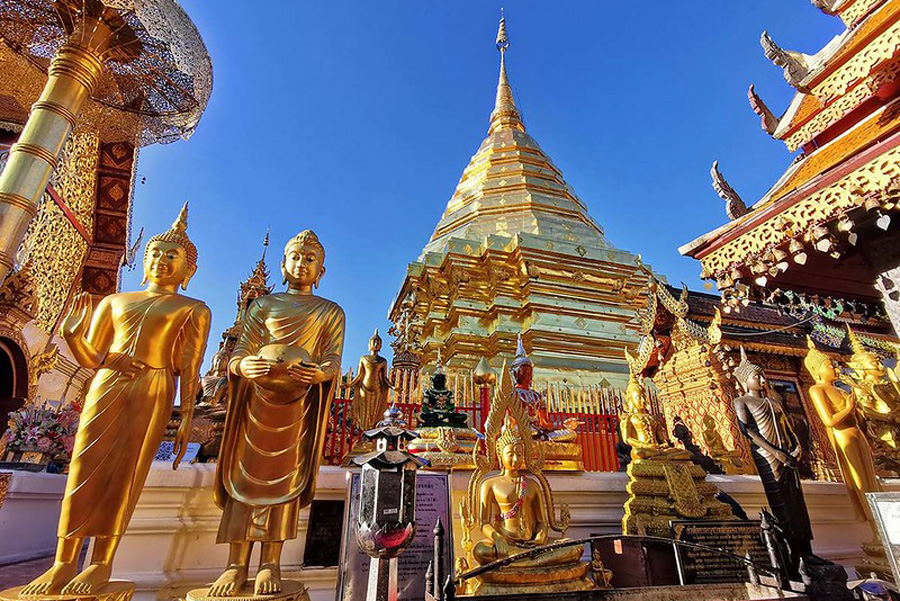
top-left (208, 230), bottom-right (345, 599)
top-left (19, 204), bottom-right (211, 597)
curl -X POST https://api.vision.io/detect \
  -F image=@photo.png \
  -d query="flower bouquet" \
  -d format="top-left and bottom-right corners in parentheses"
top-left (1, 402), bottom-right (80, 472)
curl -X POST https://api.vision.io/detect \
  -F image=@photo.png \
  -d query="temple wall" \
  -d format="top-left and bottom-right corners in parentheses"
top-left (110, 464), bottom-right (887, 601)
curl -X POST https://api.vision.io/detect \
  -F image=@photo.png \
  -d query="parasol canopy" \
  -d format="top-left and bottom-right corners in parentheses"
top-left (0, 0), bottom-right (212, 146)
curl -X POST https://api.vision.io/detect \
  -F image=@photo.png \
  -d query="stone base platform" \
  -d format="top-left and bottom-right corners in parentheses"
top-left (460, 582), bottom-right (805, 600)
top-left (105, 465), bottom-right (894, 601)
top-left (0, 581), bottom-right (134, 601)
top-left (0, 470), bottom-right (67, 564)
top-left (186, 580), bottom-right (308, 601)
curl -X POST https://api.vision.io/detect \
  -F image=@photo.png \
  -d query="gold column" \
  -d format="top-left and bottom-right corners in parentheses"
top-left (0, 17), bottom-right (112, 281)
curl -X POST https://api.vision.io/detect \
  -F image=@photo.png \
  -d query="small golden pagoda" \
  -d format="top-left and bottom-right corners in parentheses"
top-left (388, 16), bottom-right (648, 388)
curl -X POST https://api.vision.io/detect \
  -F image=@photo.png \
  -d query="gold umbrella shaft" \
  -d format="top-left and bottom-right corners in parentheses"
top-left (0, 19), bottom-right (112, 281)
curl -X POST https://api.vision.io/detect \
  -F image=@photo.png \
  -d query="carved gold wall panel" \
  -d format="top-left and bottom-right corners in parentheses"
top-left (15, 130), bottom-right (98, 333)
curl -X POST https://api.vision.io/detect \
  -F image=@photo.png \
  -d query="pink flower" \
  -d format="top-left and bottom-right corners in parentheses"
top-left (36, 436), bottom-right (52, 451)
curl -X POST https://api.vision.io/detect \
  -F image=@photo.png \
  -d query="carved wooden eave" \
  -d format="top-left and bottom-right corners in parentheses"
top-left (0, 262), bottom-right (37, 325)
top-left (773, 1), bottom-right (900, 152)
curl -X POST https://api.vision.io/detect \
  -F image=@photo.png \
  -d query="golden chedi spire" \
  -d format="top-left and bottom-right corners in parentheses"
top-left (489, 13), bottom-right (524, 135)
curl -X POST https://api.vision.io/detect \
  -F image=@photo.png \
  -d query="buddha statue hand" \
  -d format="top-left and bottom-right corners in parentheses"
top-left (287, 362), bottom-right (328, 385)
top-left (101, 352), bottom-right (147, 378)
top-left (61, 291), bottom-right (93, 338)
top-left (491, 530), bottom-right (511, 558)
top-left (238, 355), bottom-right (272, 379)
top-left (173, 412), bottom-right (192, 470)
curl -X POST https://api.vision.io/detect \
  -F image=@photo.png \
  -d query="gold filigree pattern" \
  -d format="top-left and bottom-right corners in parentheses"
top-left (783, 62), bottom-right (900, 152)
top-left (815, 18), bottom-right (900, 103)
top-left (699, 145), bottom-right (900, 276)
top-left (841, 0), bottom-right (885, 26)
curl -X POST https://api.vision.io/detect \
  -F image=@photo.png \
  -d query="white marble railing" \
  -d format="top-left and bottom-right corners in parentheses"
top-left (103, 464), bottom-right (890, 601)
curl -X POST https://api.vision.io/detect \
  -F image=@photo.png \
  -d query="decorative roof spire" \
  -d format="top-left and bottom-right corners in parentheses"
top-left (747, 84), bottom-right (778, 135)
top-left (760, 31), bottom-right (810, 91)
top-left (489, 11), bottom-right (525, 135)
top-left (710, 161), bottom-right (749, 221)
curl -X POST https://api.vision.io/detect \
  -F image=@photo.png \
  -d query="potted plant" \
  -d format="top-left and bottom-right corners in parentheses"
top-left (1, 402), bottom-right (80, 472)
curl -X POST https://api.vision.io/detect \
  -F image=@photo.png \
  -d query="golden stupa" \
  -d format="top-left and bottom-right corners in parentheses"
top-left (389, 16), bottom-right (647, 387)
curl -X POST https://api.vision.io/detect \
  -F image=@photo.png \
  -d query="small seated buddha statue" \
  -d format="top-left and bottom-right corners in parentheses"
top-left (465, 425), bottom-right (592, 595)
top-left (621, 360), bottom-right (733, 537)
top-left (620, 374), bottom-right (689, 463)
top-left (701, 412), bottom-right (746, 474)
top-left (844, 327), bottom-right (900, 475)
top-left (407, 352), bottom-right (479, 469)
top-left (509, 335), bottom-right (582, 470)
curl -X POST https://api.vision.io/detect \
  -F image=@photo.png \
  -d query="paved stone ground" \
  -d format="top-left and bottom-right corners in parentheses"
top-left (0, 546), bottom-right (87, 591)
top-left (0, 555), bottom-right (54, 590)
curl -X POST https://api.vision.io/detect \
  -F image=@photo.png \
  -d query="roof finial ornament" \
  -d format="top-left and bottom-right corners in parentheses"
top-left (489, 10), bottom-right (524, 134)
top-left (760, 31), bottom-right (810, 91)
top-left (261, 227), bottom-right (270, 262)
top-left (811, 0), bottom-right (838, 15)
top-left (748, 85), bottom-right (778, 135)
top-left (711, 161), bottom-right (749, 220)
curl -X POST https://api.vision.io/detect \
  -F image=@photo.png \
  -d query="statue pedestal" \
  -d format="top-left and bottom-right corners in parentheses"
top-left (185, 580), bottom-right (308, 601)
top-left (622, 457), bottom-right (734, 537)
top-left (408, 426), bottom-right (478, 470)
top-left (0, 581), bottom-right (134, 601)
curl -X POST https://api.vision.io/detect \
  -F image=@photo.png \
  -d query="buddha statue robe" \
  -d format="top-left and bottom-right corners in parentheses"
top-left (61, 293), bottom-right (210, 538)
top-left (214, 292), bottom-right (344, 543)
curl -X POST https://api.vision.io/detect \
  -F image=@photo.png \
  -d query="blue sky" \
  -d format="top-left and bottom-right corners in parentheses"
top-left (121, 1), bottom-right (845, 370)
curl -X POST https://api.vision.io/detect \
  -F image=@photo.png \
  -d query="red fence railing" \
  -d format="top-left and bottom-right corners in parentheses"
top-left (322, 368), bottom-right (660, 472)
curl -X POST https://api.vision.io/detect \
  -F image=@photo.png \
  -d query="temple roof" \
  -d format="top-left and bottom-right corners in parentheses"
top-left (420, 16), bottom-right (608, 258)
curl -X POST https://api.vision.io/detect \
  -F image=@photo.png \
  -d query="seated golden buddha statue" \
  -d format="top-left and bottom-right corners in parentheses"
top-left (508, 334), bottom-right (582, 470)
top-left (460, 368), bottom-right (592, 596)
top-left (701, 412), bottom-right (746, 474)
top-left (844, 327), bottom-right (900, 475)
top-left (620, 359), bottom-right (733, 537)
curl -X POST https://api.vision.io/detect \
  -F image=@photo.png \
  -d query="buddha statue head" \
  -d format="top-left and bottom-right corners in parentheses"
top-left (846, 326), bottom-right (885, 379)
top-left (368, 328), bottom-right (382, 355)
top-left (496, 425), bottom-right (526, 472)
top-left (282, 230), bottom-right (325, 291)
top-left (625, 372), bottom-right (647, 413)
top-left (142, 202), bottom-right (197, 290)
top-left (511, 333), bottom-right (533, 389)
top-left (734, 347), bottom-right (766, 395)
top-left (804, 336), bottom-right (836, 384)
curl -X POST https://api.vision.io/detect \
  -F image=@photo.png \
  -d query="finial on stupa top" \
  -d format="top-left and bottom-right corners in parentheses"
top-left (489, 10), bottom-right (524, 135)
top-left (261, 227), bottom-right (270, 262)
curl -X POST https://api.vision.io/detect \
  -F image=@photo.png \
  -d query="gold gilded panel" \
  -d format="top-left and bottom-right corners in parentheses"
top-left (816, 19), bottom-right (900, 103)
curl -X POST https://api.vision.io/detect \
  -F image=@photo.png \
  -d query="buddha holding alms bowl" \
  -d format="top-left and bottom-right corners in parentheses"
top-left (201, 230), bottom-right (344, 600)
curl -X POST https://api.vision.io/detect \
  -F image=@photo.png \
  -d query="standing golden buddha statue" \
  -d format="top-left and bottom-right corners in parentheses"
top-left (205, 231), bottom-right (345, 599)
top-left (349, 329), bottom-right (393, 430)
top-left (843, 327), bottom-right (900, 475)
top-left (14, 204), bottom-right (211, 599)
top-left (805, 336), bottom-right (889, 577)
